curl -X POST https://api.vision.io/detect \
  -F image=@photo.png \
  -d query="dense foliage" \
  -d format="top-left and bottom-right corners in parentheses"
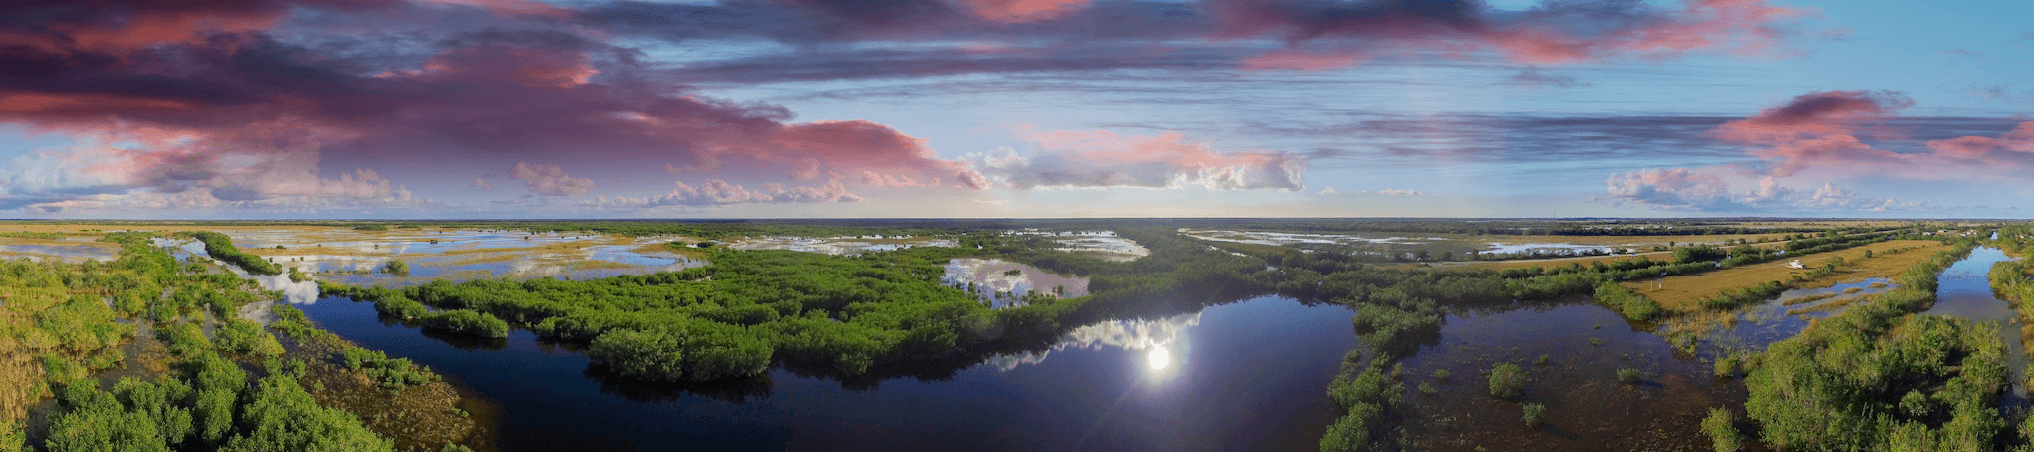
top-left (1743, 244), bottom-right (2009, 450)
top-left (417, 309), bottom-right (509, 338)
top-left (3, 231), bottom-right (466, 451)
top-left (1592, 280), bottom-right (1662, 321)
top-left (321, 227), bottom-right (1273, 382)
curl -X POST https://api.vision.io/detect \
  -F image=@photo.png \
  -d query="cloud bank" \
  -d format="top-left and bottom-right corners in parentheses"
top-left (966, 129), bottom-right (1306, 191)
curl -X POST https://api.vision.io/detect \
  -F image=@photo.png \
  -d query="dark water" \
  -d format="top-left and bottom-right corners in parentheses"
top-left (296, 295), bottom-right (1357, 452)
top-left (1397, 301), bottom-right (1742, 452)
top-left (1922, 247), bottom-right (2027, 399)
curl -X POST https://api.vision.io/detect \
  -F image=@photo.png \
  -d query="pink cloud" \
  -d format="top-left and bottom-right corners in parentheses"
top-left (953, 0), bottom-right (1091, 23)
top-left (1928, 121), bottom-right (2034, 166)
top-left (966, 128), bottom-right (1306, 191)
top-left (1239, 50), bottom-right (1371, 71)
top-left (1704, 91), bottom-right (1916, 177)
top-left (1604, 169), bottom-right (1933, 212)
top-left (511, 162), bottom-right (597, 196)
top-left (593, 178), bottom-right (862, 207)
top-left (1212, 0), bottom-right (1818, 71)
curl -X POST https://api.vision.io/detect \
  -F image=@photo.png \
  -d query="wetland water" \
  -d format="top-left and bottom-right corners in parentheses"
top-left (1396, 301), bottom-right (1740, 452)
top-left (296, 295), bottom-right (1358, 452)
top-left (1922, 247), bottom-right (2028, 400)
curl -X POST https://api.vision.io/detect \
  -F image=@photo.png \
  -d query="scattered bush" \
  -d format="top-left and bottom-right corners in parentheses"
top-left (1615, 368), bottom-right (1642, 384)
top-left (1488, 363), bottom-right (1525, 399)
top-left (1522, 403), bottom-right (1547, 428)
top-left (1701, 408), bottom-right (1742, 452)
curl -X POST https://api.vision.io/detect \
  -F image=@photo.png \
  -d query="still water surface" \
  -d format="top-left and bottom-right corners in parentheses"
top-left (1922, 247), bottom-right (2028, 400)
top-left (297, 295), bottom-right (1357, 451)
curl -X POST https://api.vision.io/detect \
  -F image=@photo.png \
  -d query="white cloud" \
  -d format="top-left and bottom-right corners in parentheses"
top-left (963, 130), bottom-right (1305, 191)
top-left (512, 162), bottom-right (596, 196)
top-left (1605, 169), bottom-right (1936, 212)
top-left (587, 178), bottom-right (862, 208)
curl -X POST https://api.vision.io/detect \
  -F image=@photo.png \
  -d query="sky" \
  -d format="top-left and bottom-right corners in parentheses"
top-left (0, 0), bottom-right (2028, 219)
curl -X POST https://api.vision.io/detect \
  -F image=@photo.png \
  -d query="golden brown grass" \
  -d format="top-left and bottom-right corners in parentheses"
top-left (1433, 240), bottom-right (1794, 271)
top-left (635, 243), bottom-right (706, 260)
top-left (292, 337), bottom-right (481, 451)
top-left (1621, 240), bottom-right (1943, 313)
top-left (1787, 297), bottom-right (1866, 316)
top-left (1482, 232), bottom-right (1793, 247)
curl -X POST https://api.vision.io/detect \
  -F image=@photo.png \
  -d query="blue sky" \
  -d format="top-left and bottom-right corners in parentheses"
top-left (0, 0), bottom-right (2028, 218)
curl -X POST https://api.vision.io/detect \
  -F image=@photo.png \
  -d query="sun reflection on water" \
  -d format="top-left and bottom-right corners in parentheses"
top-left (1145, 346), bottom-right (1172, 372)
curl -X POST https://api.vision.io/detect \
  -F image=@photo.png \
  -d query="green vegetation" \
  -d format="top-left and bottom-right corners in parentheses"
top-left (186, 231), bottom-right (282, 276)
top-left (1488, 363), bottom-right (1525, 399)
top-left (1319, 355), bottom-right (1401, 452)
top-left (380, 260), bottom-right (409, 276)
top-left (2, 231), bottom-right (476, 451)
top-left (1522, 402), bottom-right (1546, 428)
top-left (418, 309), bottom-right (509, 338)
top-left (214, 319), bottom-right (285, 357)
top-left (0, 231), bottom-right (67, 239)
top-left (1593, 280), bottom-right (1662, 321)
top-left (341, 348), bottom-right (439, 389)
top-left (319, 228), bottom-right (1270, 382)
top-left (1744, 244), bottom-right (2007, 450)
top-left (1694, 280), bottom-right (1787, 310)
top-left (1703, 408), bottom-right (1743, 452)
top-left (1615, 367), bottom-right (1642, 384)
top-left (353, 224), bottom-right (390, 231)
top-left (42, 325), bottom-right (395, 452)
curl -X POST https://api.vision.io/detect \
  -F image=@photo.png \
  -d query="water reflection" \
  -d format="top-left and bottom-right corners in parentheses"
top-left (1007, 230), bottom-right (1150, 262)
top-left (1402, 301), bottom-right (1739, 451)
top-left (296, 295), bottom-right (1354, 451)
top-left (0, 243), bottom-right (119, 262)
top-left (188, 230), bottom-right (710, 286)
top-left (1921, 247), bottom-right (2027, 400)
top-left (1675, 277), bottom-right (1897, 351)
top-left (942, 258), bottom-right (1088, 308)
top-left (1145, 346), bottom-right (1172, 372)
top-left (983, 312), bottom-right (1200, 372)
top-left (158, 238), bottom-right (323, 305)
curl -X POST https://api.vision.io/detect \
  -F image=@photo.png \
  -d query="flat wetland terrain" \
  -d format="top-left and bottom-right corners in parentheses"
top-left (1626, 239), bottom-right (1943, 312)
top-left (5, 219), bottom-right (2029, 452)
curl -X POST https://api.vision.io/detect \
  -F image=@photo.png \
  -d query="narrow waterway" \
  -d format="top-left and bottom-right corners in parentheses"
top-left (1921, 246), bottom-right (2028, 402)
